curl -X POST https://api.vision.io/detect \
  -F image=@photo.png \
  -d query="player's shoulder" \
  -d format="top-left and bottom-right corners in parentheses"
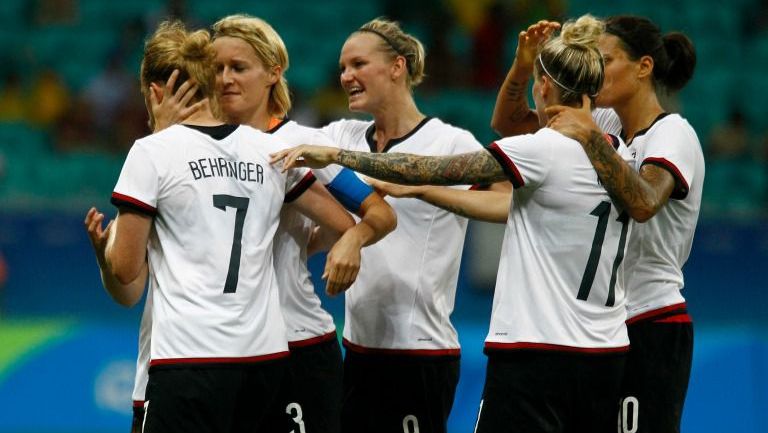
top-left (322, 118), bottom-right (371, 136)
top-left (646, 113), bottom-right (701, 147)
top-left (272, 119), bottom-right (336, 147)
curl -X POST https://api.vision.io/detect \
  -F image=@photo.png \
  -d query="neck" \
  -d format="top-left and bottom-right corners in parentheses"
top-left (243, 109), bottom-right (273, 132)
top-left (614, 88), bottom-right (664, 141)
top-left (182, 100), bottom-right (222, 126)
top-left (370, 92), bottom-right (424, 150)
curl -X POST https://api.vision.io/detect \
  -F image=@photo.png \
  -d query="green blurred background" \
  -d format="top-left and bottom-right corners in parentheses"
top-left (0, 0), bottom-right (766, 432)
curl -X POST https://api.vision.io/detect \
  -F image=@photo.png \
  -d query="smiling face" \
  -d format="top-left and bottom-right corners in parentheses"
top-left (595, 34), bottom-right (642, 109)
top-left (213, 36), bottom-right (276, 124)
top-left (338, 33), bottom-right (397, 113)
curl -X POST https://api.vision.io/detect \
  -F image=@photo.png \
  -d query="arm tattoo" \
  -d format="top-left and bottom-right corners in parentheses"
top-left (502, 81), bottom-right (531, 121)
top-left (583, 131), bottom-right (657, 214)
top-left (336, 150), bottom-right (507, 186)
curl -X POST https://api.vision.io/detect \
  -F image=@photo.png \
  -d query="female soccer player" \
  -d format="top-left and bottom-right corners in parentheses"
top-left (273, 15), bottom-right (633, 433)
top-left (320, 18), bottom-right (499, 433)
top-left (85, 20), bottom-right (356, 433)
top-left (494, 15), bottom-right (703, 433)
top-left (125, 14), bottom-right (396, 433)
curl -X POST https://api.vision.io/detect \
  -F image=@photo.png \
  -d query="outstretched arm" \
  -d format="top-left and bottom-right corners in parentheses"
top-left (546, 96), bottom-right (675, 222)
top-left (368, 178), bottom-right (512, 223)
top-left (491, 20), bottom-right (560, 137)
top-left (271, 146), bottom-right (508, 186)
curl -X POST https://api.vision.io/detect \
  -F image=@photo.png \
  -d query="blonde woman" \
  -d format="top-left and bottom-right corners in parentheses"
top-left (85, 20), bottom-right (355, 433)
top-left (274, 15), bottom-right (634, 433)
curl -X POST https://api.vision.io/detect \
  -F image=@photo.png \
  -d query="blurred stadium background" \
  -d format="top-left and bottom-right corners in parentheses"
top-left (0, 0), bottom-right (766, 432)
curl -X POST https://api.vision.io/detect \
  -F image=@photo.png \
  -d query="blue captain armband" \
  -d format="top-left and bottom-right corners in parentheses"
top-left (325, 168), bottom-right (374, 213)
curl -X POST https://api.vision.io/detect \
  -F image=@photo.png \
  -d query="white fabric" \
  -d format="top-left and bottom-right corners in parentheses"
top-left (114, 124), bottom-right (307, 363)
top-left (486, 128), bottom-right (633, 350)
top-left (271, 120), bottom-right (341, 342)
top-left (621, 114), bottom-right (704, 318)
top-left (322, 118), bottom-right (482, 352)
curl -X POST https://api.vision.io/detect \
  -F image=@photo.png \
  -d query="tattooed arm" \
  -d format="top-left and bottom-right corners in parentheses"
top-left (491, 20), bottom-right (560, 137)
top-left (546, 97), bottom-right (675, 223)
top-left (338, 149), bottom-right (509, 185)
top-left (271, 145), bottom-right (508, 185)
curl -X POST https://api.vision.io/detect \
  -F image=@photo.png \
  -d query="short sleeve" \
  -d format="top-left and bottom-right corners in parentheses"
top-left (593, 108), bottom-right (622, 136)
top-left (639, 120), bottom-right (698, 199)
top-left (111, 142), bottom-right (159, 216)
top-left (284, 168), bottom-right (315, 203)
top-left (485, 132), bottom-right (552, 189)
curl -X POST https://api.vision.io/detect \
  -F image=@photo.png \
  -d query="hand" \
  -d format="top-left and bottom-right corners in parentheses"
top-left (149, 69), bottom-right (205, 132)
top-left (545, 94), bottom-right (600, 144)
top-left (364, 177), bottom-right (423, 198)
top-left (270, 145), bottom-right (340, 171)
top-left (515, 20), bottom-right (561, 69)
top-left (84, 207), bottom-right (114, 267)
top-left (322, 235), bottom-right (361, 296)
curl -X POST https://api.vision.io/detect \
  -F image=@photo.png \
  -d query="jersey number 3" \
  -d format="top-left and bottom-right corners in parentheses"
top-left (213, 194), bottom-right (249, 293)
top-left (577, 201), bottom-right (629, 306)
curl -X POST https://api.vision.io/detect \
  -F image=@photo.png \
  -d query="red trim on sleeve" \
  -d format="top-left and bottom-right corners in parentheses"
top-left (284, 171), bottom-right (317, 203)
top-left (132, 400), bottom-right (145, 408)
top-left (149, 351), bottom-right (290, 366)
top-left (487, 143), bottom-right (524, 188)
top-left (288, 330), bottom-right (338, 348)
top-left (484, 341), bottom-right (629, 354)
top-left (626, 302), bottom-right (688, 324)
top-left (111, 192), bottom-right (157, 215)
top-left (604, 133), bottom-right (620, 150)
top-left (342, 338), bottom-right (461, 357)
top-left (641, 157), bottom-right (689, 200)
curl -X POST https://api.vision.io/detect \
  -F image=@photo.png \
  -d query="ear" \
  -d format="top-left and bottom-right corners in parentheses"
top-left (390, 55), bottom-right (407, 81)
top-left (637, 55), bottom-right (654, 80)
top-left (539, 74), bottom-right (552, 100)
top-left (268, 65), bottom-right (282, 86)
top-left (149, 82), bottom-right (164, 103)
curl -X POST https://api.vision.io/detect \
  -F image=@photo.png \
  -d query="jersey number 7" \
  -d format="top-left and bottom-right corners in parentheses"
top-left (213, 194), bottom-right (249, 293)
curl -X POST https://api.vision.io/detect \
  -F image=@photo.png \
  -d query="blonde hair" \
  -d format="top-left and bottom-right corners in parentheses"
top-left (536, 14), bottom-right (605, 105)
top-left (213, 14), bottom-right (291, 117)
top-left (356, 18), bottom-right (426, 89)
top-left (140, 20), bottom-right (216, 103)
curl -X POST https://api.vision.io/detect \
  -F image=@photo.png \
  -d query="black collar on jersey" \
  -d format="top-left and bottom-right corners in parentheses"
top-left (622, 112), bottom-right (670, 145)
top-left (365, 116), bottom-right (433, 153)
top-left (266, 118), bottom-right (290, 134)
top-left (183, 124), bottom-right (238, 140)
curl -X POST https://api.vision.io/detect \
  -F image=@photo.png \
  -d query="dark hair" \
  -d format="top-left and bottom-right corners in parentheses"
top-left (605, 15), bottom-right (696, 92)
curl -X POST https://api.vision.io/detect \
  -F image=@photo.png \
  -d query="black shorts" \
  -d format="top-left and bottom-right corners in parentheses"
top-left (268, 336), bottom-right (344, 433)
top-left (131, 403), bottom-right (145, 433)
top-left (474, 350), bottom-right (626, 433)
top-left (142, 359), bottom-right (288, 433)
top-left (619, 312), bottom-right (694, 433)
top-left (341, 350), bottom-right (460, 433)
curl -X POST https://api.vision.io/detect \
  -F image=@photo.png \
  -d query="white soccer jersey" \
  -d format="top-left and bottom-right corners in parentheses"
top-left (112, 124), bottom-right (310, 365)
top-left (322, 117), bottom-right (482, 354)
top-left (485, 128), bottom-right (633, 351)
top-left (620, 113), bottom-right (704, 319)
top-left (269, 119), bottom-right (346, 345)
